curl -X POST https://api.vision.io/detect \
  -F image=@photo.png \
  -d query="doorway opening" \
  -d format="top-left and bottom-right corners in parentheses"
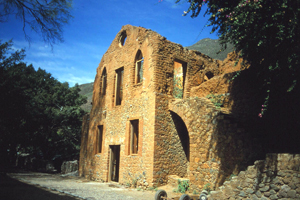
top-left (109, 145), bottom-right (120, 182)
top-left (170, 111), bottom-right (189, 161)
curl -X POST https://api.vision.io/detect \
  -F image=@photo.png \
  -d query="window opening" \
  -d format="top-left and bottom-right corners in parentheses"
top-left (119, 31), bottom-right (127, 47)
top-left (173, 60), bottom-right (187, 99)
top-left (204, 71), bottom-right (214, 81)
top-left (135, 50), bottom-right (143, 84)
top-left (96, 125), bottom-right (103, 154)
top-left (115, 67), bottom-right (124, 106)
top-left (130, 120), bottom-right (139, 154)
top-left (101, 68), bottom-right (107, 96)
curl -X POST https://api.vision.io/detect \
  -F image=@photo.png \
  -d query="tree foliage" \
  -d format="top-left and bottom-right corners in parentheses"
top-left (0, 0), bottom-right (73, 45)
top-left (0, 40), bottom-right (87, 164)
top-left (177, 0), bottom-right (300, 113)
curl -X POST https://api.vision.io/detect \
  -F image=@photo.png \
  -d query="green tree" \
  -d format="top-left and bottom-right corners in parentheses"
top-left (177, 0), bottom-right (300, 114)
top-left (0, 40), bottom-right (87, 166)
top-left (0, 0), bottom-right (73, 45)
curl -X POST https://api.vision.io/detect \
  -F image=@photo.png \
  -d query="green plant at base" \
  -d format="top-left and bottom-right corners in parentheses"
top-left (174, 179), bottom-right (190, 193)
top-left (193, 190), bottom-right (199, 195)
top-left (131, 178), bottom-right (138, 188)
top-left (203, 183), bottom-right (212, 194)
top-left (125, 182), bottom-right (131, 187)
top-left (148, 186), bottom-right (157, 191)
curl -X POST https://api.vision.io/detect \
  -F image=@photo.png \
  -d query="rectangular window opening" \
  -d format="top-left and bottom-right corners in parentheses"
top-left (96, 125), bottom-right (103, 154)
top-left (115, 67), bottom-right (124, 106)
top-left (173, 60), bottom-right (187, 99)
top-left (135, 59), bottom-right (143, 84)
top-left (101, 74), bottom-right (107, 96)
top-left (130, 120), bottom-right (139, 154)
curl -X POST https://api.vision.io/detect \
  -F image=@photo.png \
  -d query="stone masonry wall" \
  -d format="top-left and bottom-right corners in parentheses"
top-left (153, 93), bottom-right (260, 190)
top-left (81, 25), bottom-right (161, 187)
top-left (149, 37), bottom-right (259, 189)
top-left (79, 25), bottom-right (266, 191)
top-left (79, 114), bottom-right (89, 177)
top-left (151, 36), bottom-right (224, 187)
top-left (208, 154), bottom-right (300, 200)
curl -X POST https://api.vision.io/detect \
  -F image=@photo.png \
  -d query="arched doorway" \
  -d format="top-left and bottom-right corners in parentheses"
top-left (170, 111), bottom-right (190, 162)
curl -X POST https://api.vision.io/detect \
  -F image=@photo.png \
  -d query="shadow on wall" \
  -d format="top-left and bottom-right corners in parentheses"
top-left (170, 111), bottom-right (190, 162)
top-left (207, 66), bottom-right (300, 189)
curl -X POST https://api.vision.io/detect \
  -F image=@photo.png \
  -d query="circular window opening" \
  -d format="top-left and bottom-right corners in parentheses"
top-left (119, 31), bottom-right (127, 47)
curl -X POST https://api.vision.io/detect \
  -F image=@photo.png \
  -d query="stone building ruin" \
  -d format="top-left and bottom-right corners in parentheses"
top-left (79, 24), bottom-right (249, 191)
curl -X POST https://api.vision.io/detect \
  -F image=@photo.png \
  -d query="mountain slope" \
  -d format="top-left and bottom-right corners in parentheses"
top-left (186, 38), bottom-right (234, 60)
top-left (78, 82), bottom-right (93, 112)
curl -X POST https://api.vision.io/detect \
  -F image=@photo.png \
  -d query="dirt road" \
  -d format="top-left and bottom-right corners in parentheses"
top-left (1, 172), bottom-right (156, 200)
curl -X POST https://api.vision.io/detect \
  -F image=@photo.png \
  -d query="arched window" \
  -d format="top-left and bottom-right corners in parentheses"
top-left (135, 50), bottom-right (143, 84)
top-left (100, 68), bottom-right (107, 96)
top-left (119, 31), bottom-right (127, 47)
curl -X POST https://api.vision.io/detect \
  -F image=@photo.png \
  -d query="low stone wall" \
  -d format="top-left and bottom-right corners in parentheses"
top-left (208, 154), bottom-right (300, 199)
top-left (61, 160), bottom-right (78, 174)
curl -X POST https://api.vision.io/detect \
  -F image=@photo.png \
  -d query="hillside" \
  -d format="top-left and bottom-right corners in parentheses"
top-left (186, 38), bottom-right (234, 60)
top-left (78, 82), bottom-right (93, 112)
top-left (77, 38), bottom-right (233, 112)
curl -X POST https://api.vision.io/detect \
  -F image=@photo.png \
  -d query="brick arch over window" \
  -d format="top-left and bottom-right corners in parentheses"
top-left (134, 50), bottom-right (144, 84)
top-left (170, 110), bottom-right (190, 161)
top-left (100, 67), bottom-right (107, 96)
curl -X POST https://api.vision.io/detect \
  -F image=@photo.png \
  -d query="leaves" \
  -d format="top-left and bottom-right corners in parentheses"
top-left (177, 0), bottom-right (300, 114)
top-left (0, 0), bottom-right (73, 46)
top-left (0, 40), bottom-right (87, 161)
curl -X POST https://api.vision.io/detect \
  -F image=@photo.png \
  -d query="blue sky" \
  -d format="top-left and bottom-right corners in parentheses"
top-left (0, 0), bottom-right (218, 87)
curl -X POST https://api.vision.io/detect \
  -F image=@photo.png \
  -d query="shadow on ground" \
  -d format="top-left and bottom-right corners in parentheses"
top-left (0, 172), bottom-right (80, 200)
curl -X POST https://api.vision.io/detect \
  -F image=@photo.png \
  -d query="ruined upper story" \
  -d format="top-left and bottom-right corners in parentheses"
top-left (90, 25), bottom-right (235, 116)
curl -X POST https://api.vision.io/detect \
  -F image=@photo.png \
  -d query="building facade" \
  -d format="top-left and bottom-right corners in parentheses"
top-left (79, 25), bottom-right (247, 191)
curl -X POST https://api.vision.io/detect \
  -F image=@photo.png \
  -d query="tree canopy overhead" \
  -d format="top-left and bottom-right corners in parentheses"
top-left (177, 0), bottom-right (300, 114)
top-left (0, 0), bottom-right (73, 45)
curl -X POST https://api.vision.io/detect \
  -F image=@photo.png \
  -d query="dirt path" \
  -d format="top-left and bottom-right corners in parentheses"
top-left (0, 172), bottom-right (81, 200)
top-left (4, 172), bottom-right (157, 200)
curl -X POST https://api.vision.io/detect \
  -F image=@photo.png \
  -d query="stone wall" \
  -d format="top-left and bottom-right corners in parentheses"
top-left (79, 25), bottom-right (233, 188)
top-left (61, 160), bottom-right (78, 174)
top-left (79, 25), bottom-right (271, 191)
top-left (153, 94), bottom-right (262, 190)
top-left (79, 114), bottom-right (89, 177)
top-left (208, 154), bottom-right (300, 199)
top-left (80, 25), bottom-right (160, 187)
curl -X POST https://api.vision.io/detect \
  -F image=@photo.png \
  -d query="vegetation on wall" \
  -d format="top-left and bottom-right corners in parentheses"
top-left (0, 40), bottom-right (87, 165)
